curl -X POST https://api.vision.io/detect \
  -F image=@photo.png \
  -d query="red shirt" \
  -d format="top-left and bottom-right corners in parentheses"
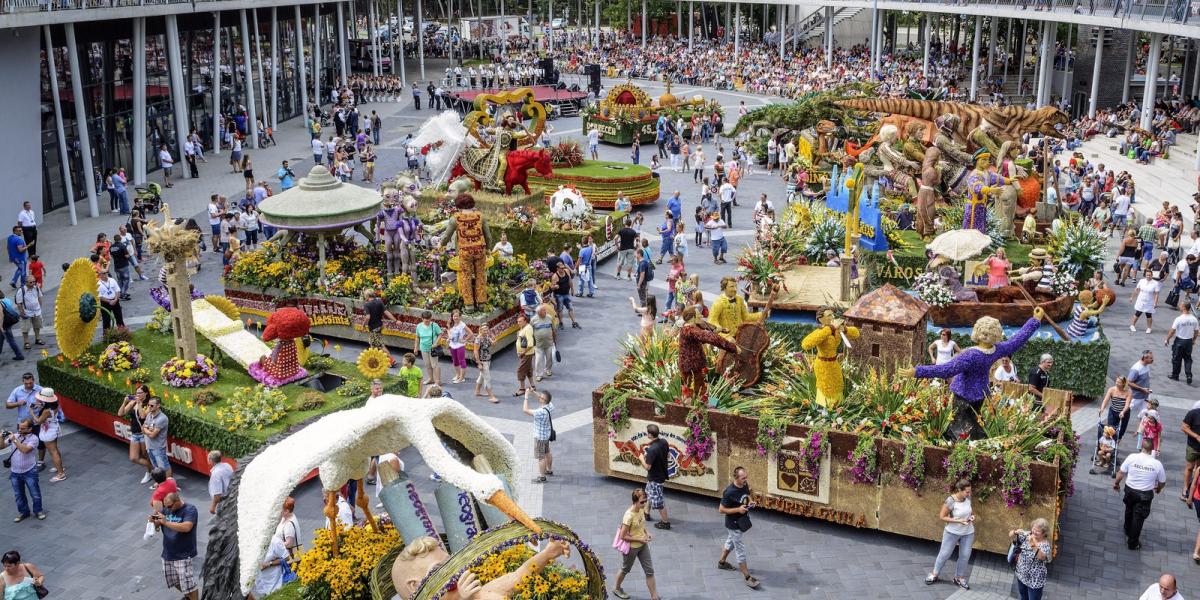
top-left (151, 477), bottom-right (178, 506)
top-left (28, 261), bottom-right (43, 287)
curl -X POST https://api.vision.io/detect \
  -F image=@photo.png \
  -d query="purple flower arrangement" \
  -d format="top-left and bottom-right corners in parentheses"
top-left (98, 341), bottom-right (141, 372)
top-left (684, 408), bottom-right (714, 462)
top-left (802, 427), bottom-right (827, 475)
top-left (897, 440), bottom-right (927, 491)
top-left (845, 434), bottom-right (879, 485)
top-left (1000, 453), bottom-right (1032, 507)
top-left (248, 361), bottom-right (308, 387)
top-left (148, 285), bottom-right (205, 311)
top-left (942, 442), bottom-right (978, 488)
top-left (160, 355), bottom-right (218, 388)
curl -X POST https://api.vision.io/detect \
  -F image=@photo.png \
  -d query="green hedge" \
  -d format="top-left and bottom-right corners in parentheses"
top-left (37, 360), bottom-right (405, 459)
top-left (766, 320), bottom-right (1110, 398)
top-left (489, 211), bottom-right (626, 261)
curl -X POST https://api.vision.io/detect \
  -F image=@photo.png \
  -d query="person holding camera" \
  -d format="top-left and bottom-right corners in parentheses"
top-left (717, 466), bottom-right (759, 589)
top-left (151, 491), bottom-right (199, 600)
top-left (2, 419), bottom-right (44, 521)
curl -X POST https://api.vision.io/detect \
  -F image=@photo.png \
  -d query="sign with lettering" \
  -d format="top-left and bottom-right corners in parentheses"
top-left (767, 436), bottom-right (830, 504)
top-left (279, 297), bottom-right (352, 328)
top-left (608, 418), bottom-right (718, 491)
top-left (824, 165), bottom-right (889, 252)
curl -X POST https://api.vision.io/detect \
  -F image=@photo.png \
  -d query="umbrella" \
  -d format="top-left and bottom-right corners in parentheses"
top-left (927, 229), bottom-right (993, 262)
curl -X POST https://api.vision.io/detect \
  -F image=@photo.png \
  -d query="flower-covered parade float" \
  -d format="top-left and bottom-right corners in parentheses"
top-left (40, 207), bottom-right (406, 475)
top-left (201, 396), bottom-right (606, 600)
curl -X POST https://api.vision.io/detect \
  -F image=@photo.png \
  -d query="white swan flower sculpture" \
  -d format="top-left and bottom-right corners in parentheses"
top-left (233, 394), bottom-right (531, 595)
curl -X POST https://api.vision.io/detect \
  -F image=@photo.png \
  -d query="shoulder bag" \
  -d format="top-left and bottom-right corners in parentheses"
top-left (25, 565), bottom-right (48, 598)
top-left (612, 527), bottom-right (631, 555)
top-left (546, 409), bottom-right (557, 442)
top-left (735, 512), bottom-right (753, 533)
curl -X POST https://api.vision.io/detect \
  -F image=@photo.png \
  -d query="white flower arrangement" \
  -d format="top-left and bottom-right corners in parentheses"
top-left (234, 396), bottom-right (521, 594)
top-left (549, 186), bottom-right (592, 221)
top-left (913, 272), bottom-right (954, 307)
top-left (189, 298), bottom-right (271, 368)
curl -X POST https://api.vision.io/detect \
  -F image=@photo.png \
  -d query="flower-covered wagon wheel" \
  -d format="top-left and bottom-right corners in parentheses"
top-left (410, 518), bottom-right (606, 600)
top-left (55, 258), bottom-right (101, 360)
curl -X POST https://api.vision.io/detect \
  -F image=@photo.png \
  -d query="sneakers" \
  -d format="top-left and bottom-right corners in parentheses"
top-left (531, 476), bottom-right (547, 484)
top-left (1146, 328), bottom-right (1153, 334)
top-left (35, 512), bottom-right (46, 520)
top-left (12, 514), bottom-right (27, 523)
top-left (1130, 325), bottom-right (1137, 332)
top-left (612, 589), bottom-right (631, 600)
top-left (140, 472), bottom-right (153, 484)
top-left (744, 575), bottom-right (760, 589)
top-left (717, 561), bottom-right (735, 571)
top-left (653, 521), bottom-right (672, 530)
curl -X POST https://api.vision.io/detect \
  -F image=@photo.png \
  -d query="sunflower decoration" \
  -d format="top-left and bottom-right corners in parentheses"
top-left (204, 295), bottom-right (242, 321)
top-left (356, 347), bottom-right (391, 379)
top-left (55, 258), bottom-right (101, 360)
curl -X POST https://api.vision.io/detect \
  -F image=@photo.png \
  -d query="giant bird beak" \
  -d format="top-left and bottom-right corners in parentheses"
top-left (486, 489), bottom-right (541, 534)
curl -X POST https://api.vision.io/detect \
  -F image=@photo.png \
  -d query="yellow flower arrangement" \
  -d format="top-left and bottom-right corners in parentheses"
top-left (55, 258), bottom-right (101, 360)
top-left (217, 384), bottom-right (288, 430)
top-left (295, 523), bottom-right (400, 600)
top-left (470, 545), bottom-right (590, 600)
top-left (204, 294), bottom-right (242, 321)
top-left (356, 347), bottom-right (391, 379)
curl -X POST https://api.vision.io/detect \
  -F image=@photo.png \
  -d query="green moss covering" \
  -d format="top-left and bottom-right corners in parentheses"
top-left (38, 328), bottom-right (403, 458)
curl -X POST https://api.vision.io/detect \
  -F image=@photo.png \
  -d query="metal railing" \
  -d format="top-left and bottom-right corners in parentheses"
top-left (904, 0), bottom-right (1200, 25)
top-left (2, 0), bottom-right (246, 15)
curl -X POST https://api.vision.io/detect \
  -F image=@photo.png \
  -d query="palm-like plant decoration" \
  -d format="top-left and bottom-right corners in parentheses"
top-left (1047, 216), bottom-right (1106, 281)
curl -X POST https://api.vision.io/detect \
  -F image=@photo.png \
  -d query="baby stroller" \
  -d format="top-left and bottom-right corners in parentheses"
top-left (134, 182), bottom-right (163, 213)
top-left (1089, 419), bottom-right (1120, 477)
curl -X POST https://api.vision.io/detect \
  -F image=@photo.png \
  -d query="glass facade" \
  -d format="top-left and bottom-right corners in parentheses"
top-left (38, 7), bottom-right (333, 213)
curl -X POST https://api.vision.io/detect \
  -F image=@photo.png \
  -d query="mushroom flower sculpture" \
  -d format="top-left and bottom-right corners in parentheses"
top-left (248, 307), bottom-right (310, 386)
top-left (230, 395), bottom-right (531, 596)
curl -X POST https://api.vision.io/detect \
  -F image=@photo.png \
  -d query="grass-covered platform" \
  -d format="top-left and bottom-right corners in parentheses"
top-left (39, 326), bottom-right (403, 471)
top-left (869, 230), bottom-right (1035, 287)
top-left (528, 160), bottom-right (660, 208)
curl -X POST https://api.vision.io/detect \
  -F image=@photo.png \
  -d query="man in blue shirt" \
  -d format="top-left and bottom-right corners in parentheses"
top-left (577, 242), bottom-right (595, 297)
top-left (6, 226), bottom-right (26, 288)
top-left (666, 190), bottom-right (682, 223)
top-left (656, 211), bottom-right (675, 264)
top-left (154, 492), bottom-right (199, 599)
top-left (276, 160), bottom-right (296, 191)
top-left (522, 390), bottom-right (554, 483)
top-left (6, 373), bottom-right (40, 428)
top-left (557, 244), bottom-right (575, 271)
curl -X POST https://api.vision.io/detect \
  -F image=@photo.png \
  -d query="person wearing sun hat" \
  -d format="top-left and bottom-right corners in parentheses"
top-left (30, 387), bottom-right (65, 482)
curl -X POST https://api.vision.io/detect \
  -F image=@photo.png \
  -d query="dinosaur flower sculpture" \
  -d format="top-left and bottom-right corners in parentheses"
top-left (249, 307), bottom-right (310, 386)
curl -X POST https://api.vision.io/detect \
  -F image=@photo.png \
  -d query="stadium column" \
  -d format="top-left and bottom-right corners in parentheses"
top-left (133, 17), bottom-right (148, 183)
top-left (777, 2), bottom-right (784, 58)
top-left (239, 10), bottom-right (261, 150)
top-left (1140, 33), bottom-right (1161, 130)
top-left (254, 9), bottom-right (269, 130)
top-left (970, 15), bottom-right (981, 101)
top-left (641, 0), bottom-right (646, 49)
top-left (418, 0), bottom-right (426, 80)
top-left (825, 6), bottom-right (833, 70)
top-left (689, 0), bottom-right (694, 50)
top-left (1122, 32), bottom-right (1135, 103)
top-left (734, 3), bottom-right (739, 55)
top-left (337, 2), bottom-right (349, 85)
top-left (1089, 26), bottom-right (1103, 118)
top-left (296, 5), bottom-right (310, 126)
top-left (271, 7), bottom-right (280, 130)
top-left (1017, 20), bottom-right (1026, 98)
top-left (165, 15), bottom-right (194, 178)
top-left (597, 1), bottom-right (601, 47)
top-left (1034, 20), bottom-right (1052, 106)
top-left (210, 13), bottom-right (220, 156)
top-left (921, 14), bottom-right (930, 78)
top-left (550, 0), bottom-right (555, 53)
top-left (1060, 25), bottom-right (1072, 103)
top-left (43, 26), bottom-right (77, 226)
top-left (314, 4), bottom-right (322, 105)
top-left (1193, 40), bottom-right (1200, 97)
top-left (987, 17), bottom-right (996, 78)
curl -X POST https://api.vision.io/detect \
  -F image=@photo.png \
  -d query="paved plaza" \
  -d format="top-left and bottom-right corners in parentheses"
top-left (1, 63), bottom-right (1195, 599)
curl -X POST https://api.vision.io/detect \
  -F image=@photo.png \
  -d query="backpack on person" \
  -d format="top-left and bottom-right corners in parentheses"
top-left (1, 300), bottom-right (19, 329)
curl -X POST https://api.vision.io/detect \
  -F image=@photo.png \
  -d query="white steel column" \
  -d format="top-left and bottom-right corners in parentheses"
top-left (1089, 27), bottom-right (1104, 118)
top-left (337, 2), bottom-right (348, 84)
top-left (987, 18), bottom-right (997, 77)
top-left (314, 4), bottom-right (322, 103)
top-left (1141, 33), bottom-right (1162, 130)
top-left (165, 16), bottom-right (194, 179)
top-left (44, 26), bottom-right (77, 226)
top-left (1017, 20), bottom-right (1027, 98)
top-left (869, 7), bottom-right (878, 76)
top-left (370, 1), bottom-right (381, 76)
top-left (688, 0), bottom-right (694, 50)
top-left (271, 7), bottom-right (279, 129)
top-left (400, 0), bottom-right (408, 82)
top-left (970, 15), bottom-right (981, 100)
top-left (296, 6), bottom-right (310, 124)
top-left (239, 10), bottom-right (260, 149)
top-left (734, 3), bottom-right (739, 54)
top-left (1060, 25), bottom-right (1072, 102)
top-left (550, 0), bottom-right (555, 53)
top-left (132, 17), bottom-right (148, 183)
top-left (1035, 20), bottom-right (1053, 106)
top-left (253, 9), bottom-right (269, 132)
top-left (417, 0), bottom-right (425, 79)
top-left (211, 12), bottom-right (221, 156)
top-left (596, 0), bottom-right (601, 47)
top-left (641, 0), bottom-right (646, 49)
top-left (1192, 40), bottom-right (1200, 97)
top-left (1123, 32), bottom-right (1135, 103)
top-left (921, 15), bottom-right (930, 78)
top-left (825, 6), bottom-right (833, 69)
top-left (777, 3), bottom-right (784, 57)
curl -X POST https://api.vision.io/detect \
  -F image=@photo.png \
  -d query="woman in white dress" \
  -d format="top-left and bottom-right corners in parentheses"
top-left (1130, 268), bottom-right (1161, 333)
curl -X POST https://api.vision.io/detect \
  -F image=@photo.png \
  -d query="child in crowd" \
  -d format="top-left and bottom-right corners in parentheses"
top-left (1090, 426), bottom-right (1117, 474)
top-left (398, 352), bottom-right (423, 398)
top-left (1021, 208), bottom-right (1038, 244)
top-left (1137, 408), bottom-right (1163, 458)
top-left (474, 324), bottom-right (497, 404)
top-left (28, 254), bottom-right (44, 288)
